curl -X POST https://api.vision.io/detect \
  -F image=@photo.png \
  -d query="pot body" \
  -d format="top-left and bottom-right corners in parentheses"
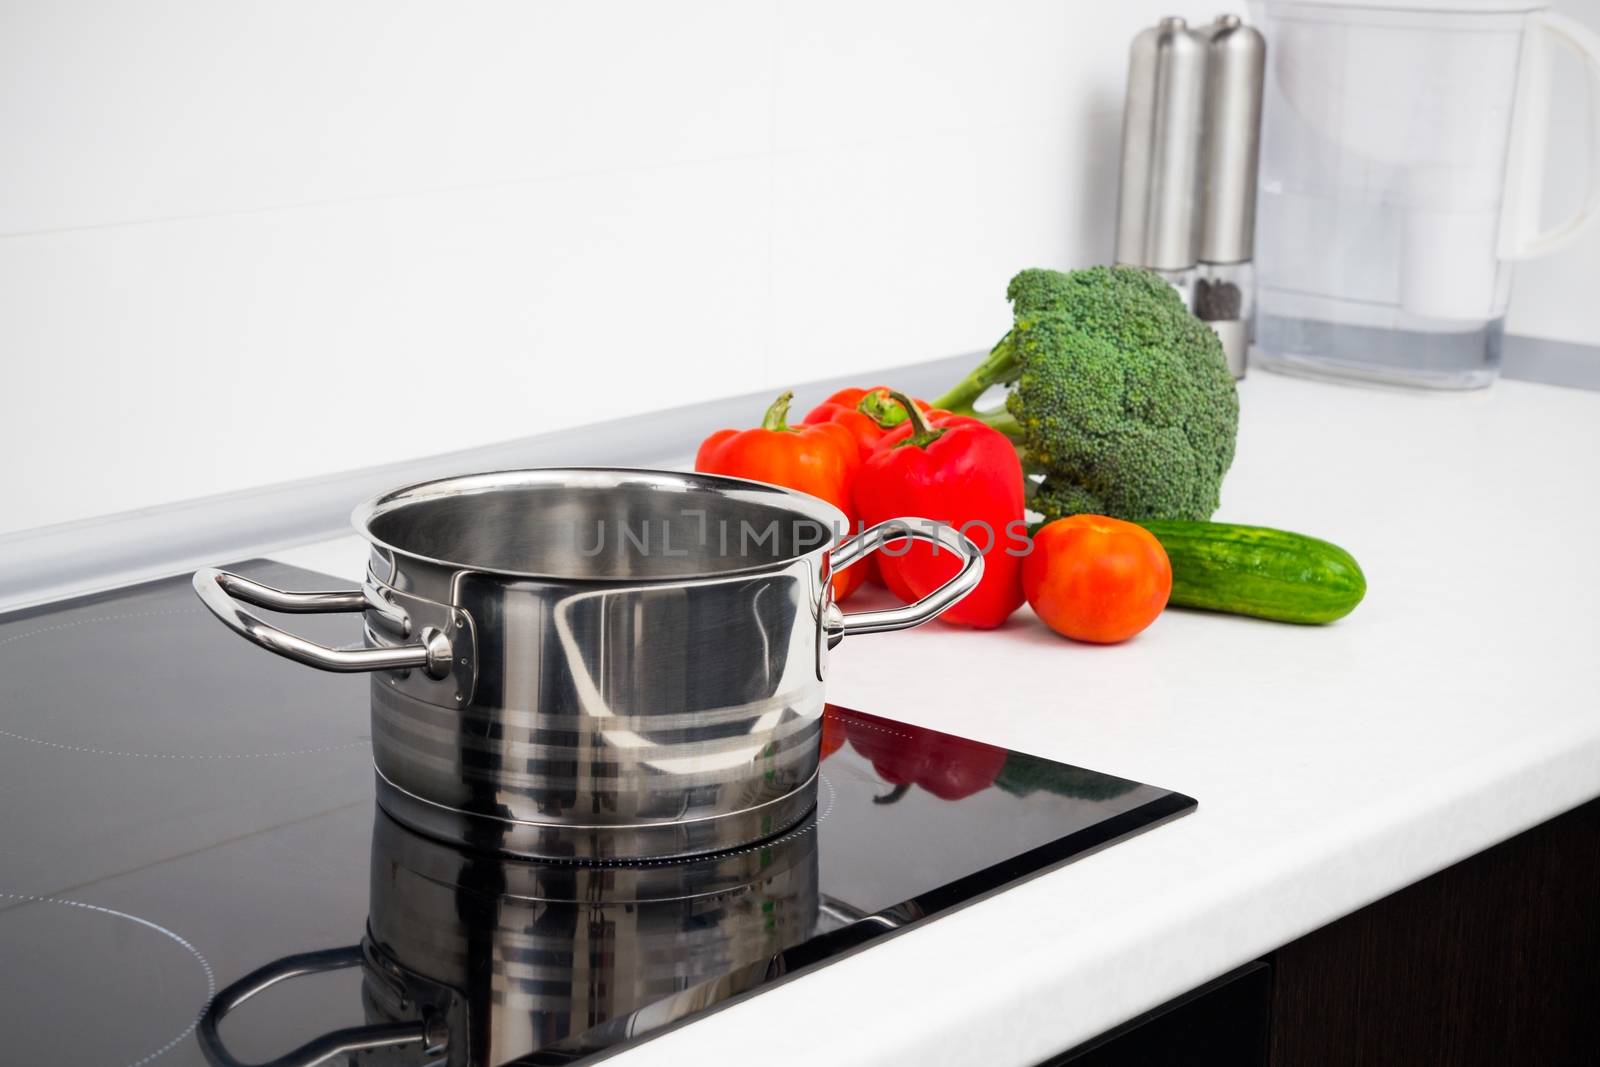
top-left (193, 468), bottom-right (983, 861)
top-left (366, 547), bottom-right (826, 860)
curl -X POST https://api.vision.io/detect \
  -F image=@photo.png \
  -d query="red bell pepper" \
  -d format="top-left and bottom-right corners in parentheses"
top-left (802, 387), bottom-right (943, 590)
top-left (844, 716), bottom-right (1008, 802)
top-left (802, 386), bottom-right (941, 457)
top-left (852, 393), bottom-right (1026, 629)
top-left (695, 391), bottom-right (867, 600)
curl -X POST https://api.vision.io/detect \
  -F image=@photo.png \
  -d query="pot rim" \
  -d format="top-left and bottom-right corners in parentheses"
top-left (350, 466), bottom-right (851, 584)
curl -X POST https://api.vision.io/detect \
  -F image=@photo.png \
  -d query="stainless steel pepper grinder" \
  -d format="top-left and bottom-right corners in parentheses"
top-left (1194, 15), bottom-right (1266, 380)
top-left (1115, 18), bottom-right (1208, 306)
top-left (1115, 14), bottom-right (1265, 381)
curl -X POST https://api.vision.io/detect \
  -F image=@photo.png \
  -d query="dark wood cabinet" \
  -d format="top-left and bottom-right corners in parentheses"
top-left (1048, 797), bottom-right (1600, 1067)
top-left (1270, 796), bottom-right (1600, 1066)
top-left (1046, 963), bottom-right (1270, 1066)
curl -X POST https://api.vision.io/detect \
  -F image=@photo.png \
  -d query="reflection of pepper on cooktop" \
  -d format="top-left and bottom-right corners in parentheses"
top-left (0, 562), bottom-right (1194, 1066)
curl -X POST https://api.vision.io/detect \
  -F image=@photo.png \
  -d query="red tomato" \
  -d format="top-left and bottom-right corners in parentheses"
top-left (1023, 516), bottom-right (1172, 643)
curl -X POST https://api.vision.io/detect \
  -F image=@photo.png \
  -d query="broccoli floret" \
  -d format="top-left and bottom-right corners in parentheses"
top-left (1006, 266), bottom-right (1082, 321)
top-left (932, 265), bottom-right (1239, 522)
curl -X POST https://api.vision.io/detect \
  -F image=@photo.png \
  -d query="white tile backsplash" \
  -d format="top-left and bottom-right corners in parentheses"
top-left (0, 0), bottom-right (778, 235)
top-left (1, 155), bottom-right (776, 525)
top-left (770, 108), bottom-right (1123, 381)
top-left (773, 0), bottom-right (1126, 152)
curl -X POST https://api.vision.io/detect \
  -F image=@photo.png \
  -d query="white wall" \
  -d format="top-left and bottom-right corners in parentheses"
top-left (4, 0), bottom-right (1597, 537)
top-left (0, 0), bottom-right (1151, 535)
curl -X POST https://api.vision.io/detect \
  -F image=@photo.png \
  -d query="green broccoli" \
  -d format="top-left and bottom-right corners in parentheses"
top-left (931, 265), bottom-right (1239, 522)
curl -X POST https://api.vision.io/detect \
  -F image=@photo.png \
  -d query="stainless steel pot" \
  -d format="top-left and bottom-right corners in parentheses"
top-left (194, 468), bottom-right (981, 860)
top-left (199, 808), bottom-right (821, 1067)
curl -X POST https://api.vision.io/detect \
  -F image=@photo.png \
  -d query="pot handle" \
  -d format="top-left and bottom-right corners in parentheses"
top-left (824, 519), bottom-right (985, 647)
top-left (192, 568), bottom-right (453, 679)
top-left (198, 945), bottom-right (444, 1067)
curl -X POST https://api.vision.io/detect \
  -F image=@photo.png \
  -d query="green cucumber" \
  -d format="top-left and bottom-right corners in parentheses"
top-left (1138, 520), bottom-right (1366, 624)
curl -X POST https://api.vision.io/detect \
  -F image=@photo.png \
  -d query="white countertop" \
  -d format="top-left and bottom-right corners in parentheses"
top-left (272, 369), bottom-right (1600, 1066)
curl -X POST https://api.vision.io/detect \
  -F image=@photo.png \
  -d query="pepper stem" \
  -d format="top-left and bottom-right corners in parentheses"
top-left (858, 388), bottom-right (911, 428)
top-left (873, 783), bottom-right (912, 805)
top-left (761, 390), bottom-right (795, 432)
top-left (888, 390), bottom-right (943, 448)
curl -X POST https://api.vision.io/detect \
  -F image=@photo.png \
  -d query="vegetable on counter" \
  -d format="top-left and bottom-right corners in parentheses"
top-left (1136, 520), bottom-right (1367, 624)
top-left (695, 390), bottom-right (868, 601)
top-left (1023, 515), bottom-right (1171, 644)
top-left (853, 394), bottom-right (1027, 629)
top-left (931, 266), bottom-right (1240, 522)
top-left (803, 387), bottom-right (945, 591)
top-left (694, 265), bottom-right (1365, 646)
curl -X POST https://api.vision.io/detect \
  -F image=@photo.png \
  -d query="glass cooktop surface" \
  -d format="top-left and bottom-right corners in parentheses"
top-left (0, 562), bottom-right (1195, 1066)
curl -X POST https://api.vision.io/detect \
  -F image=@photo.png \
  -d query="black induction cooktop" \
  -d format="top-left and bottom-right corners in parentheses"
top-left (0, 561), bottom-right (1194, 1066)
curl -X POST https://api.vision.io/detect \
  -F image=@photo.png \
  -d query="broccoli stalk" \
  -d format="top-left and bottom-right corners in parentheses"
top-left (931, 334), bottom-right (1041, 459)
top-left (931, 331), bottom-right (1024, 416)
top-left (931, 266), bottom-right (1240, 522)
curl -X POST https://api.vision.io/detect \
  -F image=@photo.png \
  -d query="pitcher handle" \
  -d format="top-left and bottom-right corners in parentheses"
top-left (823, 519), bottom-right (984, 647)
top-left (1501, 11), bottom-right (1600, 259)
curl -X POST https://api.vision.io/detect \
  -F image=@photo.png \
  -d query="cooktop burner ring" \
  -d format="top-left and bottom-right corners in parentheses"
top-left (0, 606), bottom-right (369, 760)
top-left (0, 729), bottom-right (366, 764)
top-left (0, 892), bottom-right (215, 1067)
top-left (0, 607), bottom-right (195, 651)
top-left (827, 708), bottom-right (914, 741)
top-left (0, 726), bottom-right (368, 761)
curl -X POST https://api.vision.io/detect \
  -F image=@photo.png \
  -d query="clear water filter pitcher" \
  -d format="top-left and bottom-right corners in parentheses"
top-left (1249, 0), bottom-right (1600, 388)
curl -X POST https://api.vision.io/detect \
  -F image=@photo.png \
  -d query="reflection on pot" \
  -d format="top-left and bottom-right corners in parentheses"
top-left (200, 809), bottom-right (820, 1067)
